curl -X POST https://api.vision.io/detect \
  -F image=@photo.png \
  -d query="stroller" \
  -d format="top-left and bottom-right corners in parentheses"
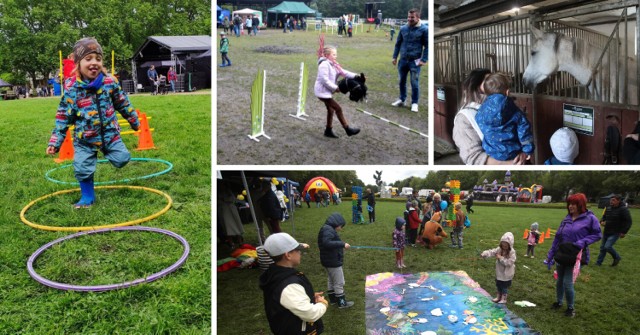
top-left (157, 75), bottom-right (169, 95)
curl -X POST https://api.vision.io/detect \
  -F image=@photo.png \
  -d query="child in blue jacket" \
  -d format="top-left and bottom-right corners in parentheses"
top-left (476, 72), bottom-right (534, 162)
top-left (46, 37), bottom-right (139, 208)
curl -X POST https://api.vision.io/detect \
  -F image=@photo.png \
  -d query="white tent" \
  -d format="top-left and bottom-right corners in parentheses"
top-left (232, 8), bottom-right (263, 27)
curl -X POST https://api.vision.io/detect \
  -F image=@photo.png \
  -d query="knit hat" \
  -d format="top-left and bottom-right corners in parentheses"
top-left (73, 37), bottom-right (103, 63)
top-left (395, 217), bottom-right (406, 230)
top-left (530, 222), bottom-right (539, 231)
top-left (263, 233), bottom-right (304, 257)
top-left (549, 127), bottom-right (579, 163)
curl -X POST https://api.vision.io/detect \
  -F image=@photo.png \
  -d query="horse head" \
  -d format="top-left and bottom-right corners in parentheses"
top-left (523, 26), bottom-right (560, 89)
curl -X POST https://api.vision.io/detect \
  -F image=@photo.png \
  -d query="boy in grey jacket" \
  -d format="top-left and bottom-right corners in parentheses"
top-left (317, 213), bottom-right (354, 308)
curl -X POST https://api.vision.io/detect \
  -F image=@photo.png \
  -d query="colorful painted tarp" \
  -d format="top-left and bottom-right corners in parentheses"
top-left (365, 271), bottom-right (539, 335)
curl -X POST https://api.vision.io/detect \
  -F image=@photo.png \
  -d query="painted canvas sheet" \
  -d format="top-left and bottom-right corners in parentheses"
top-left (365, 271), bottom-right (540, 335)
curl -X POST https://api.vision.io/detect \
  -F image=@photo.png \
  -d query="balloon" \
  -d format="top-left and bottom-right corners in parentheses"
top-left (285, 198), bottom-right (289, 203)
top-left (440, 200), bottom-right (448, 211)
top-left (236, 195), bottom-right (245, 201)
top-left (242, 190), bottom-right (247, 196)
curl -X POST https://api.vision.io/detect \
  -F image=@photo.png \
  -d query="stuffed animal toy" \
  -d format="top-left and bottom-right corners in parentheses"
top-left (421, 212), bottom-right (447, 249)
top-left (338, 73), bottom-right (367, 102)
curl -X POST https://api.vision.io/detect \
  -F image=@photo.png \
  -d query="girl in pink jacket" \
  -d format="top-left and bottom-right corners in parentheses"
top-left (314, 46), bottom-right (361, 138)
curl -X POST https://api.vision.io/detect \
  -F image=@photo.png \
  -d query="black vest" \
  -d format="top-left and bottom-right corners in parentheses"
top-left (264, 269), bottom-right (324, 334)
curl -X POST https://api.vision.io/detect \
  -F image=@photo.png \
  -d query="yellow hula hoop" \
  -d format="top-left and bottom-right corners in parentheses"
top-left (20, 185), bottom-right (173, 232)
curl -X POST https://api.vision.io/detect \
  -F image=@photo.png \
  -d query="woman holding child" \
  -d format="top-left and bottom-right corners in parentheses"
top-left (452, 68), bottom-right (527, 165)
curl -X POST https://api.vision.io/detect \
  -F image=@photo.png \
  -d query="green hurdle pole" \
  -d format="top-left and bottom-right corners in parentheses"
top-left (290, 62), bottom-right (309, 120)
top-left (248, 69), bottom-right (270, 142)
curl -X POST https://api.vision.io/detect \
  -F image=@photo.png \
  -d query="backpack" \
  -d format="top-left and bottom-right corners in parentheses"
top-left (464, 215), bottom-right (471, 228)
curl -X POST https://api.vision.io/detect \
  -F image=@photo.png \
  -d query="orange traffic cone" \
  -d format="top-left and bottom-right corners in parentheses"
top-left (538, 232), bottom-right (545, 244)
top-left (135, 112), bottom-right (156, 151)
top-left (523, 229), bottom-right (529, 239)
top-left (545, 228), bottom-right (551, 239)
top-left (55, 129), bottom-right (74, 163)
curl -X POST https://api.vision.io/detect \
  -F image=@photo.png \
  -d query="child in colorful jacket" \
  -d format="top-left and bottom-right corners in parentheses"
top-left (46, 37), bottom-right (139, 208)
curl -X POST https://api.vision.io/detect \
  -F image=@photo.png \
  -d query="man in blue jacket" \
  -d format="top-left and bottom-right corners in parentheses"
top-left (391, 8), bottom-right (428, 113)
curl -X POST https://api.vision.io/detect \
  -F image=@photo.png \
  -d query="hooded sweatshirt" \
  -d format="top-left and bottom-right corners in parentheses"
top-left (313, 57), bottom-right (356, 99)
top-left (259, 265), bottom-right (326, 334)
top-left (318, 213), bottom-right (347, 268)
top-left (481, 232), bottom-right (516, 281)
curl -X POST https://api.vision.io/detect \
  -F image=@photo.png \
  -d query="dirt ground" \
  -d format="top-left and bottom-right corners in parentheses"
top-left (215, 29), bottom-right (428, 165)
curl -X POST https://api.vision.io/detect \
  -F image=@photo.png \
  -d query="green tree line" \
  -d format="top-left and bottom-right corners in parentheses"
top-left (0, 0), bottom-right (210, 86)
top-left (312, 0), bottom-right (426, 20)
top-left (290, 171), bottom-right (640, 203)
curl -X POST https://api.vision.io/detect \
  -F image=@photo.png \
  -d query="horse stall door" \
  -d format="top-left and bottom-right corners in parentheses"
top-left (434, 85), bottom-right (459, 145)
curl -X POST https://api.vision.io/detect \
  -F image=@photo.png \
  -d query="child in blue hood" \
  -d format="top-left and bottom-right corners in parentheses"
top-left (476, 72), bottom-right (534, 162)
top-left (318, 213), bottom-right (354, 309)
top-left (46, 37), bottom-right (139, 208)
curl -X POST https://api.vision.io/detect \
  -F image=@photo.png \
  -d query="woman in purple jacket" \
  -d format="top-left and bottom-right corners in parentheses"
top-left (314, 46), bottom-right (361, 138)
top-left (546, 193), bottom-right (601, 318)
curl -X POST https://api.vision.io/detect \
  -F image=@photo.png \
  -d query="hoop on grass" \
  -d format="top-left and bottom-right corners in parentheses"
top-left (20, 185), bottom-right (173, 232)
top-left (27, 226), bottom-right (189, 292)
top-left (45, 158), bottom-right (173, 186)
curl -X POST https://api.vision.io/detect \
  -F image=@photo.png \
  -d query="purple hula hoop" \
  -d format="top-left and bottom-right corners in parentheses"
top-left (27, 226), bottom-right (190, 292)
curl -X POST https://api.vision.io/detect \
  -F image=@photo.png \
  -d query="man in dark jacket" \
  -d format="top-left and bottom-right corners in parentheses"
top-left (259, 233), bottom-right (327, 334)
top-left (365, 188), bottom-right (376, 223)
top-left (317, 213), bottom-right (354, 308)
top-left (466, 194), bottom-right (474, 214)
top-left (597, 194), bottom-right (633, 266)
top-left (259, 180), bottom-right (282, 235)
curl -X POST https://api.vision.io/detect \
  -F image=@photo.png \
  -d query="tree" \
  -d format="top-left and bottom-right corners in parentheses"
top-left (0, 0), bottom-right (210, 86)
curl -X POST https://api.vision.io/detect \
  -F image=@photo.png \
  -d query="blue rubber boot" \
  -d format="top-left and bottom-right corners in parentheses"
top-left (75, 179), bottom-right (95, 209)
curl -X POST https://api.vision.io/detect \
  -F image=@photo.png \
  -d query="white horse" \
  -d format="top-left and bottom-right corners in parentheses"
top-left (523, 26), bottom-right (637, 105)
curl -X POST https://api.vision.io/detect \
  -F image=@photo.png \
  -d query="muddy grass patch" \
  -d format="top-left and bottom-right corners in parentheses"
top-left (254, 45), bottom-right (306, 54)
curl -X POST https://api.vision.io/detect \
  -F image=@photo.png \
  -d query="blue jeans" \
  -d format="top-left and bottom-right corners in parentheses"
top-left (233, 25), bottom-right (240, 36)
top-left (397, 58), bottom-right (421, 104)
top-left (73, 139), bottom-right (131, 182)
top-left (555, 263), bottom-right (575, 309)
top-left (596, 233), bottom-right (621, 264)
top-left (169, 80), bottom-right (175, 92)
top-left (252, 26), bottom-right (258, 35)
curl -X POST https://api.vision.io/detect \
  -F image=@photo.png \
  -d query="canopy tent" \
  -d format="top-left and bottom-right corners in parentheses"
top-left (232, 8), bottom-right (263, 27)
top-left (267, 1), bottom-right (315, 28)
top-left (0, 78), bottom-right (12, 87)
top-left (267, 1), bottom-right (316, 14)
top-left (301, 176), bottom-right (338, 200)
top-left (217, 5), bottom-right (231, 26)
top-left (131, 35), bottom-right (211, 93)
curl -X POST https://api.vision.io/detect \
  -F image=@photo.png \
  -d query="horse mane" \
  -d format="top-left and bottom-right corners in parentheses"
top-left (553, 32), bottom-right (588, 65)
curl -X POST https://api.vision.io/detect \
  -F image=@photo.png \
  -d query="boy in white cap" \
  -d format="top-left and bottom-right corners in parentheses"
top-left (259, 233), bottom-right (327, 334)
top-left (219, 32), bottom-right (231, 67)
top-left (545, 127), bottom-right (579, 165)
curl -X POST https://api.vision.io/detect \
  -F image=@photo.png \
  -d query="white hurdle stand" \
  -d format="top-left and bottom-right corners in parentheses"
top-left (290, 62), bottom-right (309, 120)
top-left (248, 70), bottom-right (270, 142)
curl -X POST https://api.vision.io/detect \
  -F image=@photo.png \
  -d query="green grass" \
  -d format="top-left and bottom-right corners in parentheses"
top-left (216, 200), bottom-right (640, 334)
top-left (0, 93), bottom-right (211, 334)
